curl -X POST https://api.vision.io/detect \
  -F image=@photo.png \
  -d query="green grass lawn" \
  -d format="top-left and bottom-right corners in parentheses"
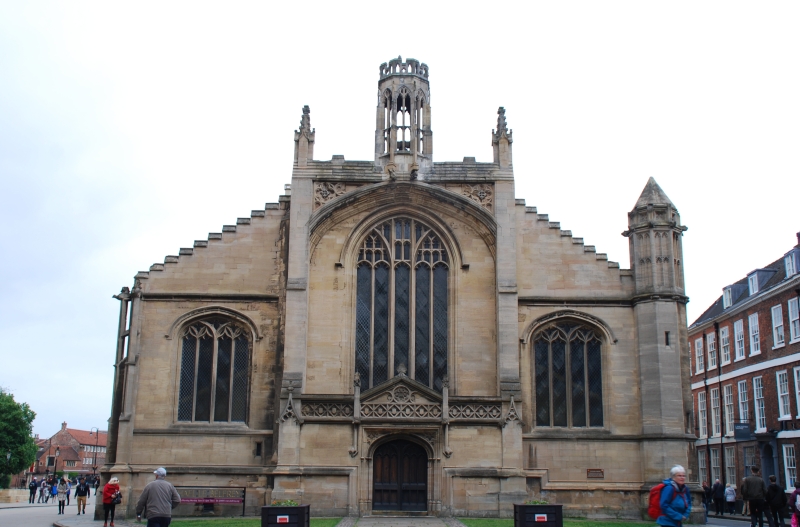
top-left (459, 519), bottom-right (653, 527)
top-left (171, 518), bottom-right (342, 527)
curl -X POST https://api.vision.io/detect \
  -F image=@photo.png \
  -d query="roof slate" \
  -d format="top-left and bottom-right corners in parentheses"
top-left (690, 249), bottom-right (795, 327)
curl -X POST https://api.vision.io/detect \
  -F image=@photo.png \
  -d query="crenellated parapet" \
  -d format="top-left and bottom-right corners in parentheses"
top-left (379, 56), bottom-right (429, 79)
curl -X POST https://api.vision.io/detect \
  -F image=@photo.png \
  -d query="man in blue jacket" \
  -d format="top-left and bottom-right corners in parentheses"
top-left (658, 465), bottom-right (692, 527)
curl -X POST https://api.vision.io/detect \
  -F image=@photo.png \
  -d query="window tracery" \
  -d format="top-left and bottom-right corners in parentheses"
top-left (533, 322), bottom-right (603, 428)
top-left (355, 217), bottom-right (448, 390)
top-left (178, 318), bottom-right (250, 423)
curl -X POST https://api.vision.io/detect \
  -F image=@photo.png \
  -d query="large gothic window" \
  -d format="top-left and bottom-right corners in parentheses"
top-left (533, 322), bottom-right (603, 428)
top-left (177, 318), bottom-right (250, 423)
top-left (355, 218), bottom-right (448, 390)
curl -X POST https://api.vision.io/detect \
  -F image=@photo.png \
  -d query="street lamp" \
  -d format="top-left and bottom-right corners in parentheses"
top-left (89, 427), bottom-right (100, 477)
top-left (54, 447), bottom-right (60, 477)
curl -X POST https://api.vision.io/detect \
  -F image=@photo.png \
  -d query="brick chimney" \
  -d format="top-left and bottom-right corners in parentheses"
top-left (61, 422), bottom-right (67, 431)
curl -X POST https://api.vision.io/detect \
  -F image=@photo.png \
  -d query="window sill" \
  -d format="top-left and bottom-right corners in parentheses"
top-left (707, 366), bottom-right (718, 372)
top-left (755, 428), bottom-right (767, 434)
top-left (749, 351), bottom-right (761, 357)
top-left (721, 360), bottom-right (731, 366)
top-left (734, 356), bottom-right (746, 363)
top-left (773, 343), bottom-right (786, 350)
top-left (778, 416), bottom-right (793, 421)
top-left (789, 338), bottom-right (800, 345)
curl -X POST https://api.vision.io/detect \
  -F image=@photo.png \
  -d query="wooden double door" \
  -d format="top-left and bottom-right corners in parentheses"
top-left (372, 439), bottom-right (428, 511)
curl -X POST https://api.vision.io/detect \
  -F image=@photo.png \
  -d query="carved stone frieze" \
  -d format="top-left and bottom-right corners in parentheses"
top-left (364, 428), bottom-right (437, 448)
top-left (462, 183), bottom-right (494, 211)
top-left (361, 402), bottom-right (442, 419)
top-left (314, 182), bottom-right (346, 208)
top-left (448, 403), bottom-right (502, 420)
top-left (301, 402), bottom-right (354, 418)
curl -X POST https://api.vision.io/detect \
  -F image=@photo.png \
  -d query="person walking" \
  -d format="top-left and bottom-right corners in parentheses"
top-left (742, 466), bottom-right (775, 527)
top-left (726, 483), bottom-right (737, 515)
top-left (789, 480), bottom-right (800, 526)
top-left (74, 476), bottom-right (91, 515)
top-left (713, 479), bottom-right (726, 516)
top-left (65, 478), bottom-right (71, 506)
top-left (28, 477), bottom-right (38, 504)
top-left (766, 475), bottom-right (788, 527)
top-left (657, 465), bottom-right (692, 527)
top-left (94, 476), bottom-right (100, 497)
top-left (50, 478), bottom-right (58, 503)
top-left (56, 477), bottom-right (68, 515)
top-left (102, 476), bottom-right (121, 527)
top-left (37, 478), bottom-right (48, 503)
top-left (135, 467), bottom-right (181, 527)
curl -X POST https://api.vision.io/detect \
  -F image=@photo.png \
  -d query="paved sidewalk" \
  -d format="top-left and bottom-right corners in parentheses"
top-left (54, 514), bottom-right (138, 527)
top-left (358, 517), bottom-right (448, 527)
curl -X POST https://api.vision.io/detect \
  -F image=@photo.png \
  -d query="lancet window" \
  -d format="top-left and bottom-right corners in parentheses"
top-left (177, 318), bottom-right (250, 423)
top-left (355, 218), bottom-right (448, 390)
top-left (533, 322), bottom-right (603, 427)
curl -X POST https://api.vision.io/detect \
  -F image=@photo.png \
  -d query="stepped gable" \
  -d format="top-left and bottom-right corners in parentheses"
top-left (133, 197), bottom-right (289, 293)
top-left (517, 198), bottom-right (624, 271)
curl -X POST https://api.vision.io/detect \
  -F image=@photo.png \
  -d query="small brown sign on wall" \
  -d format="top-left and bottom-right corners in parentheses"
top-left (587, 469), bottom-right (604, 479)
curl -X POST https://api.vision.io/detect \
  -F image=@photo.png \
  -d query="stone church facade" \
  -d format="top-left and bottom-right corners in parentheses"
top-left (101, 57), bottom-right (697, 519)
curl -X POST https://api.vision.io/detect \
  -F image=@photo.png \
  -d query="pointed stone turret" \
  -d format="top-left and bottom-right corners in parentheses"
top-left (624, 177), bottom-right (692, 482)
top-left (293, 105), bottom-right (315, 167)
top-left (635, 177), bottom-right (674, 208)
top-left (623, 177), bottom-right (686, 295)
top-left (492, 107), bottom-right (513, 168)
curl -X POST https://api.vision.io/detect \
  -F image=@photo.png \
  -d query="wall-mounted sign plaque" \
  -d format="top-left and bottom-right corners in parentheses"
top-left (587, 469), bottom-right (604, 479)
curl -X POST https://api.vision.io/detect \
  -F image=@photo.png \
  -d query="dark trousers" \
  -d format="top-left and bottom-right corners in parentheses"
top-left (728, 501), bottom-right (736, 514)
top-left (769, 506), bottom-right (786, 527)
top-left (750, 499), bottom-right (776, 527)
top-left (103, 503), bottom-right (116, 522)
top-left (29, 489), bottom-right (36, 503)
top-left (715, 497), bottom-right (725, 515)
top-left (146, 517), bottom-right (172, 527)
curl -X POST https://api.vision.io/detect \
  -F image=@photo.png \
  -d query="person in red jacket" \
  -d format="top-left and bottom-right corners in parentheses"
top-left (101, 477), bottom-right (120, 527)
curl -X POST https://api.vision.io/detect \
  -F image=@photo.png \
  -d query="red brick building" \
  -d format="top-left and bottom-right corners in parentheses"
top-left (690, 232), bottom-right (800, 497)
top-left (29, 422), bottom-right (108, 481)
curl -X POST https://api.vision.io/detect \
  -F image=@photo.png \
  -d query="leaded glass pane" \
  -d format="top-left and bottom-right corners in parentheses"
top-left (432, 264), bottom-right (448, 391)
top-left (214, 336), bottom-right (232, 422)
top-left (587, 338), bottom-right (603, 426)
top-left (534, 339), bottom-right (550, 426)
top-left (373, 263), bottom-right (390, 385)
top-left (394, 264), bottom-right (410, 375)
top-left (355, 264), bottom-right (372, 384)
top-left (570, 337), bottom-right (586, 427)
top-left (231, 336), bottom-right (248, 422)
top-left (195, 335), bottom-right (214, 421)
top-left (178, 335), bottom-right (196, 421)
top-left (415, 265), bottom-right (430, 386)
top-left (552, 338), bottom-right (567, 426)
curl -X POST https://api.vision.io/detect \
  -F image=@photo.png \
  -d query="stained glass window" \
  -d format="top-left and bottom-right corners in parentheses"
top-left (533, 322), bottom-right (603, 427)
top-left (355, 217), bottom-right (448, 389)
top-left (178, 319), bottom-right (251, 423)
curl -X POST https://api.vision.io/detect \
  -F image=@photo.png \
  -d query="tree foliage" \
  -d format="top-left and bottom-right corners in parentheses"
top-left (0, 388), bottom-right (37, 476)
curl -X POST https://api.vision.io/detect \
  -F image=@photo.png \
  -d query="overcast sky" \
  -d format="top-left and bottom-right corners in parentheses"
top-left (1, 1), bottom-right (798, 438)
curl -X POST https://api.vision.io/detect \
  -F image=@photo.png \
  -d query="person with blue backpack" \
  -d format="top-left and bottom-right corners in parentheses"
top-left (656, 465), bottom-right (692, 527)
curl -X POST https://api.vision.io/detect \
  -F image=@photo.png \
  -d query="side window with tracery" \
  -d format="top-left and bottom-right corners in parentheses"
top-left (533, 322), bottom-right (603, 428)
top-left (178, 318), bottom-right (250, 423)
top-left (355, 217), bottom-right (448, 390)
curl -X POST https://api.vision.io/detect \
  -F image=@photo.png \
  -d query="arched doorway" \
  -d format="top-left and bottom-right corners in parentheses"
top-left (373, 439), bottom-right (428, 511)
